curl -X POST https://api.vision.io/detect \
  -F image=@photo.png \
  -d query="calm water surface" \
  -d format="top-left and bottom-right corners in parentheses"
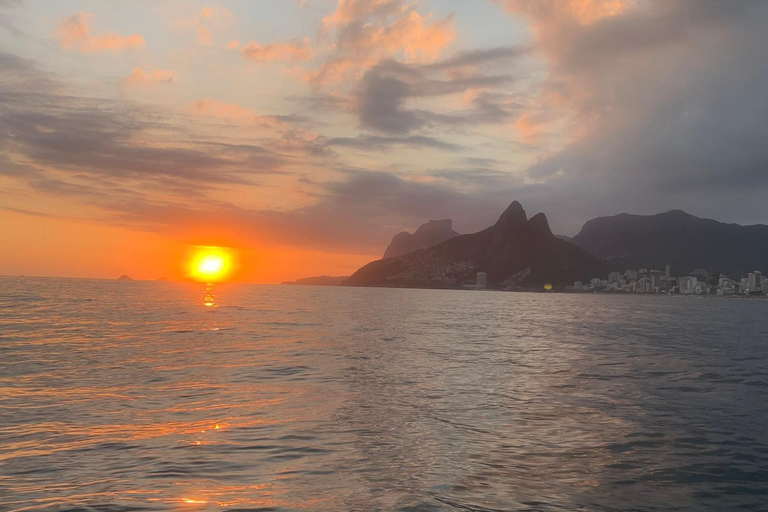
top-left (1, 277), bottom-right (767, 511)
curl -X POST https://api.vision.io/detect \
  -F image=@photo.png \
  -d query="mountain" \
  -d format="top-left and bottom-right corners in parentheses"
top-left (282, 276), bottom-right (349, 286)
top-left (383, 219), bottom-right (460, 259)
top-left (117, 274), bottom-right (133, 281)
top-left (347, 202), bottom-right (613, 290)
top-left (570, 210), bottom-right (768, 278)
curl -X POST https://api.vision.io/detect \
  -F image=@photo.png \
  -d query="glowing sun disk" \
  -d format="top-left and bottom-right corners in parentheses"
top-left (189, 247), bottom-right (233, 282)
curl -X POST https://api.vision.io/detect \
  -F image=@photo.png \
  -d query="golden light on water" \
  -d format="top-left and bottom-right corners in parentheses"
top-left (188, 247), bottom-right (235, 282)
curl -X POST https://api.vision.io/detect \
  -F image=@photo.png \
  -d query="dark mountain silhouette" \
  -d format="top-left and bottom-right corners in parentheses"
top-left (282, 275), bottom-right (348, 286)
top-left (117, 274), bottom-right (133, 281)
top-left (570, 210), bottom-right (768, 278)
top-left (347, 201), bottom-right (613, 290)
top-left (383, 219), bottom-right (460, 259)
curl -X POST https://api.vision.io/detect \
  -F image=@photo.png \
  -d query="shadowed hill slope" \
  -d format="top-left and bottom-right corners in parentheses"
top-left (383, 219), bottom-right (460, 259)
top-left (347, 202), bottom-right (613, 290)
top-left (571, 210), bottom-right (768, 278)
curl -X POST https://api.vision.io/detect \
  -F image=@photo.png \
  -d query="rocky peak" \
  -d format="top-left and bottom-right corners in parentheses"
top-left (494, 201), bottom-right (528, 231)
top-left (383, 218), bottom-right (460, 259)
top-left (528, 212), bottom-right (554, 239)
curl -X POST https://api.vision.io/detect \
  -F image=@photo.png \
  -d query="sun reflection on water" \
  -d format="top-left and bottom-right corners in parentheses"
top-left (203, 284), bottom-right (217, 308)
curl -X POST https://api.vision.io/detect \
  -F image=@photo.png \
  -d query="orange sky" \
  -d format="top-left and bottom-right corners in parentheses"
top-left (0, 209), bottom-right (375, 282)
top-left (2, 1), bottom-right (767, 282)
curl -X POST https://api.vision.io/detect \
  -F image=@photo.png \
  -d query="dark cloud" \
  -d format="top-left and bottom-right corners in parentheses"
top-left (507, 0), bottom-right (768, 231)
top-left (98, 169), bottom-right (532, 253)
top-left (0, 52), bottom-right (298, 189)
top-left (357, 49), bottom-right (523, 134)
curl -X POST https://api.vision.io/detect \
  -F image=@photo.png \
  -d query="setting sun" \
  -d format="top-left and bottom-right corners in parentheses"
top-left (189, 247), bottom-right (234, 282)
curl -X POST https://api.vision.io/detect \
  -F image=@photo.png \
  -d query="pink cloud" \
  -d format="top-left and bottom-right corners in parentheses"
top-left (186, 99), bottom-right (283, 129)
top-left (307, 0), bottom-right (455, 87)
top-left (177, 5), bottom-right (233, 46)
top-left (123, 68), bottom-right (177, 88)
top-left (59, 13), bottom-right (144, 53)
top-left (240, 38), bottom-right (314, 63)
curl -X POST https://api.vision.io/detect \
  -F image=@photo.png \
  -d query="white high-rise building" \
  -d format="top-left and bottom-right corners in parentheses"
top-left (679, 276), bottom-right (697, 295)
top-left (476, 272), bottom-right (487, 290)
top-left (748, 271), bottom-right (762, 293)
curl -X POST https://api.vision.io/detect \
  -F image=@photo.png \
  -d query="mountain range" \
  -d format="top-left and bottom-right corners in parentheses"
top-left (569, 210), bottom-right (768, 278)
top-left (287, 205), bottom-right (767, 289)
top-left (346, 202), bottom-right (612, 290)
top-left (383, 219), bottom-right (460, 259)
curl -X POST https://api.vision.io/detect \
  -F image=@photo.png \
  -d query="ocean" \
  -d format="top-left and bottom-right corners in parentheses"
top-left (1, 276), bottom-right (767, 511)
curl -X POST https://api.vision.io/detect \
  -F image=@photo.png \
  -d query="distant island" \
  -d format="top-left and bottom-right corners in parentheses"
top-left (117, 275), bottom-right (133, 281)
top-left (282, 276), bottom-right (349, 286)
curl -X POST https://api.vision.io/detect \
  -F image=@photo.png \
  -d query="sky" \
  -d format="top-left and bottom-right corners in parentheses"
top-left (1, 0), bottom-right (767, 282)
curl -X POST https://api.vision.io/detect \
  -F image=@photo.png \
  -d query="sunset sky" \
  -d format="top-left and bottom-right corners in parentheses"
top-left (1, 0), bottom-right (767, 282)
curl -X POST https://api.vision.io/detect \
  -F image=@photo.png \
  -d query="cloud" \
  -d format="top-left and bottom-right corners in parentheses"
top-left (0, 50), bottom-right (528, 252)
top-left (306, 0), bottom-right (456, 87)
top-left (325, 134), bottom-right (463, 152)
top-left (58, 13), bottom-right (144, 53)
top-left (357, 55), bottom-right (521, 134)
top-left (0, 0), bottom-right (23, 36)
top-left (240, 37), bottom-right (314, 63)
top-left (177, 5), bottom-right (233, 46)
top-left (123, 68), bottom-right (177, 88)
top-left (0, 52), bottom-right (288, 191)
top-left (185, 100), bottom-right (313, 134)
top-left (491, 0), bottom-right (768, 231)
top-left (96, 168), bottom-right (532, 253)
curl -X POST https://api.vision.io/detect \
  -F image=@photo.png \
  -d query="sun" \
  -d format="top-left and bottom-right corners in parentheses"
top-left (189, 247), bottom-right (234, 282)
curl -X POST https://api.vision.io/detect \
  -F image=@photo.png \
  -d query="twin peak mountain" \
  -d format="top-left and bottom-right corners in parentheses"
top-left (347, 201), bottom-right (610, 290)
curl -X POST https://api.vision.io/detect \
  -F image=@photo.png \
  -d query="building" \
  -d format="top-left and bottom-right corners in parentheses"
top-left (665, 264), bottom-right (672, 279)
top-left (679, 276), bottom-right (698, 295)
top-left (574, 281), bottom-right (583, 291)
top-left (763, 281), bottom-right (768, 295)
top-left (625, 270), bottom-right (639, 281)
top-left (748, 271), bottom-right (762, 294)
top-left (650, 270), bottom-right (662, 291)
top-left (476, 272), bottom-right (487, 290)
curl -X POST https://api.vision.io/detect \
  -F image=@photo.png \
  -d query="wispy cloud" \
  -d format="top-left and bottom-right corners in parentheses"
top-left (240, 37), bottom-right (314, 63)
top-left (176, 5), bottom-right (233, 45)
top-left (58, 13), bottom-right (144, 53)
top-left (123, 68), bottom-right (177, 88)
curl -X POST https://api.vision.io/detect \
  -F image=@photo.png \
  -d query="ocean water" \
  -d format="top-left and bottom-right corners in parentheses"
top-left (1, 277), bottom-right (768, 512)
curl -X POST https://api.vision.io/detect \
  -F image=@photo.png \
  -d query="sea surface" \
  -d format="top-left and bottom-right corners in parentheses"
top-left (1, 276), bottom-right (768, 512)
